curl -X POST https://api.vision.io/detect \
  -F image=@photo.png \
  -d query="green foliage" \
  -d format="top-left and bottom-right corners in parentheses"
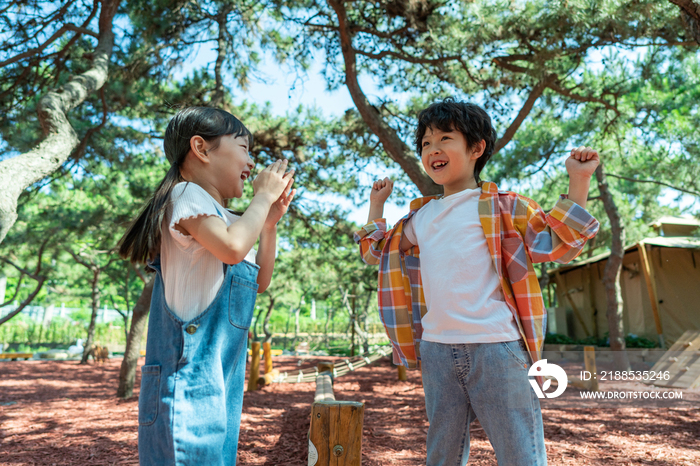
top-left (545, 333), bottom-right (577, 345)
top-left (625, 334), bottom-right (658, 349)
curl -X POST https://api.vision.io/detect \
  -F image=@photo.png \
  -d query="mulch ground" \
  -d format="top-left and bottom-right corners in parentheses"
top-left (0, 355), bottom-right (698, 465)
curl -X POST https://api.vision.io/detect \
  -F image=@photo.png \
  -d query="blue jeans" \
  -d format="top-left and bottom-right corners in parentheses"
top-left (420, 340), bottom-right (546, 466)
top-left (138, 257), bottom-right (258, 465)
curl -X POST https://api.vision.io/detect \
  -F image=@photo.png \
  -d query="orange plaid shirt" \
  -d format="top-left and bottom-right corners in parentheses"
top-left (354, 181), bottom-right (599, 369)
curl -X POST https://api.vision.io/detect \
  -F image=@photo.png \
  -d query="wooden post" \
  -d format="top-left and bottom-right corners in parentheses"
top-left (584, 346), bottom-right (599, 392)
top-left (309, 401), bottom-right (364, 465)
top-left (257, 369), bottom-right (280, 389)
top-left (247, 341), bottom-right (261, 392)
top-left (309, 371), bottom-right (365, 465)
top-left (263, 341), bottom-right (273, 374)
top-left (397, 365), bottom-right (407, 381)
top-left (554, 271), bottom-right (591, 337)
top-left (318, 362), bottom-right (335, 380)
top-left (637, 241), bottom-right (665, 348)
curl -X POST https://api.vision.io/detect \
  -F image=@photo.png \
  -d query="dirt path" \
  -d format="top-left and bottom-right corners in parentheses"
top-left (0, 357), bottom-right (698, 465)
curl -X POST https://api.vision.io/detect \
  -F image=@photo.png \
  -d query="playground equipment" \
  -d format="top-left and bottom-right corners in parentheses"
top-left (567, 346), bottom-right (599, 391)
top-left (248, 341), bottom-right (283, 391)
top-left (644, 329), bottom-right (700, 389)
top-left (267, 347), bottom-right (391, 384)
top-left (0, 352), bottom-right (33, 360)
top-left (308, 366), bottom-right (364, 466)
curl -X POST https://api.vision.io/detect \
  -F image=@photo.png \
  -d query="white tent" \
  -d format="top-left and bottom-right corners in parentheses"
top-left (547, 236), bottom-right (700, 348)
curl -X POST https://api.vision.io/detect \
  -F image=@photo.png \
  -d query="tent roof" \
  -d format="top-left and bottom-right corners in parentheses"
top-left (548, 236), bottom-right (700, 275)
top-left (649, 215), bottom-right (700, 228)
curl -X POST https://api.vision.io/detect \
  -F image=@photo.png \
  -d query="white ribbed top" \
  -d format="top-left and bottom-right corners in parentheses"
top-left (161, 182), bottom-right (256, 321)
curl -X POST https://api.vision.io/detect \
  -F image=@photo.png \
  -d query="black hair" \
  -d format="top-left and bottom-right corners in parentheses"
top-left (414, 98), bottom-right (497, 183)
top-left (119, 107), bottom-right (253, 264)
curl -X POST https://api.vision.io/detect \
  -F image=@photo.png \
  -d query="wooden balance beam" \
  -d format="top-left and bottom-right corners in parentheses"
top-left (0, 353), bottom-right (33, 361)
top-left (309, 365), bottom-right (364, 466)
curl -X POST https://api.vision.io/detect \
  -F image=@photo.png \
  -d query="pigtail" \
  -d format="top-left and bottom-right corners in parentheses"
top-left (118, 165), bottom-right (183, 264)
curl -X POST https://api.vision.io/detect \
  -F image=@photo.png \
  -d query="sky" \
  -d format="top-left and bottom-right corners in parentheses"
top-left (177, 45), bottom-right (412, 226)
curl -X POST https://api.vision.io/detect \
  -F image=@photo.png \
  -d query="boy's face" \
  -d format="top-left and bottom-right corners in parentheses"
top-left (420, 126), bottom-right (482, 196)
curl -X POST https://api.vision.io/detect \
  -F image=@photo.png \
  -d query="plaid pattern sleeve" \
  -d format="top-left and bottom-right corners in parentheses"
top-left (482, 184), bottom-right (599, 364)
top-left (354, 215), bottom-right (419, 367)
top-left (354, 197), bottom-right (437, 368)
top-left (515, 194), bottom-right (600, 265)
top-left (354, 219), bottom-right (389, 266)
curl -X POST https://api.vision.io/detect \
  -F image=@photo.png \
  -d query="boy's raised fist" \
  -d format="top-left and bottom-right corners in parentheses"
top-left (566, 146), bottom-right (600, 179)
top-left (370, 177), bottom-right (393, 205)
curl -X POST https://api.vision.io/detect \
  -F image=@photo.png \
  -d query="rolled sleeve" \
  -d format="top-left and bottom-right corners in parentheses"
top-left (548, 196), bottom-right (600, 240)
top-left (523, 195), bottom-right (600, 264)
top-left (354, 219), bottom-right (388, 265)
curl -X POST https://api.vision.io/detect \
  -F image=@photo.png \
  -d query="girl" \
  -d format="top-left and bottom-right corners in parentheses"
top-left (119, 107), bottom-right (295, 465)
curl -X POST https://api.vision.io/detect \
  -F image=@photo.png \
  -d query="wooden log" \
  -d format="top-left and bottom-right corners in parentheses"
top-left (318, 362), bottom-right (335, 381)
top-left (247, 341), bottom-right (261, 392)
top-left (584, 346), bottom-right (599, 392)
top-left (397, 365), bottom-right (407, 381)
top-left (315, 372), bottom-right (335, 402)
top-left (309, 400), bottom-right (364, 466)
top-left (263, 341), bottom-right (274, 374)
top-left (257, 369), bottom-right (280, 389)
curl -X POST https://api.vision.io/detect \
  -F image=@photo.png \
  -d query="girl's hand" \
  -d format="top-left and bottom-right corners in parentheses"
top-left (370, 177), bottom-right (393, 205)
top-left (264, 175), bottom-right (296, 229)
top-left (253, 159), bottom-right (292, 203)
top-left (566, 146), bottom-right (600, 179)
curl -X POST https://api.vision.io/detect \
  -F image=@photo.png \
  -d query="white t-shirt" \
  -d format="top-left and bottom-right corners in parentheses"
top-left (403, 187), bottom-right (521, 344)
top-left (161, 182), bottom-right (256, 321)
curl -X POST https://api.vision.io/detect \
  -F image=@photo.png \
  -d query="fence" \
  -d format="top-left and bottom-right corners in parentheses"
top-left (0, 304), bottom-right (126, 325)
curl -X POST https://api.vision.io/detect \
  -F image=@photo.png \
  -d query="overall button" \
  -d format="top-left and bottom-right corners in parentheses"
top-left (185, 324), bottom-right (198, 335)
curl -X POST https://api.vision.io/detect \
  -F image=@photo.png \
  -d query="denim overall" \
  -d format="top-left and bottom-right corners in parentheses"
top-left (138, 256), bottom-right (258, 465)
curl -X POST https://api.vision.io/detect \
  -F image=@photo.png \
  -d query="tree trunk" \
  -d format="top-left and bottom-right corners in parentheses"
top-left (538, 263), bottom-right (550, 306)
top-left (669, 0), bottom-right (700, 43)
top-left (283, 304), bottom-right (293, 350)
top-left (340, 286), bottom-right (370, 355)
top-left (595, 165), bottom-right (630, 371)
top-left (210, 3), bottom-right (232, 108)
top-left (327, 0), bottom-right (440, 196)
top-left (0, 0), bottom-right (119, 245)
top-left (252, 305), bottom-right (265, 341)
top-left (324, 301), bottom-right (332, 347)
top-left (360, 287), bottom-right (373, 354)
top-left (293, 307), bottom-right (300, 347)
top-left (81, 268), bottom-right (101, 364)
top-left (117, 276), bottom-right (154, 399)
top-left (262, 296), bottom-right (275, 344)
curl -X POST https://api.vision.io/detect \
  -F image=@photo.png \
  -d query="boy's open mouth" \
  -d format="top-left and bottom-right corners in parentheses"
top-left (241, 170), bottom-right (250, 180)
top-left (431, 160), bottom-right (448, 171)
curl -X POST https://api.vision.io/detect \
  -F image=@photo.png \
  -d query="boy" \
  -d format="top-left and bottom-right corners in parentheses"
top-left (354, 99), bottom-right (600, 465)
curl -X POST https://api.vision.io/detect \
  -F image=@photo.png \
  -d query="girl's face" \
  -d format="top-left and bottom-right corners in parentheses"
top-left (209, 134), bottom-right (254, 199)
